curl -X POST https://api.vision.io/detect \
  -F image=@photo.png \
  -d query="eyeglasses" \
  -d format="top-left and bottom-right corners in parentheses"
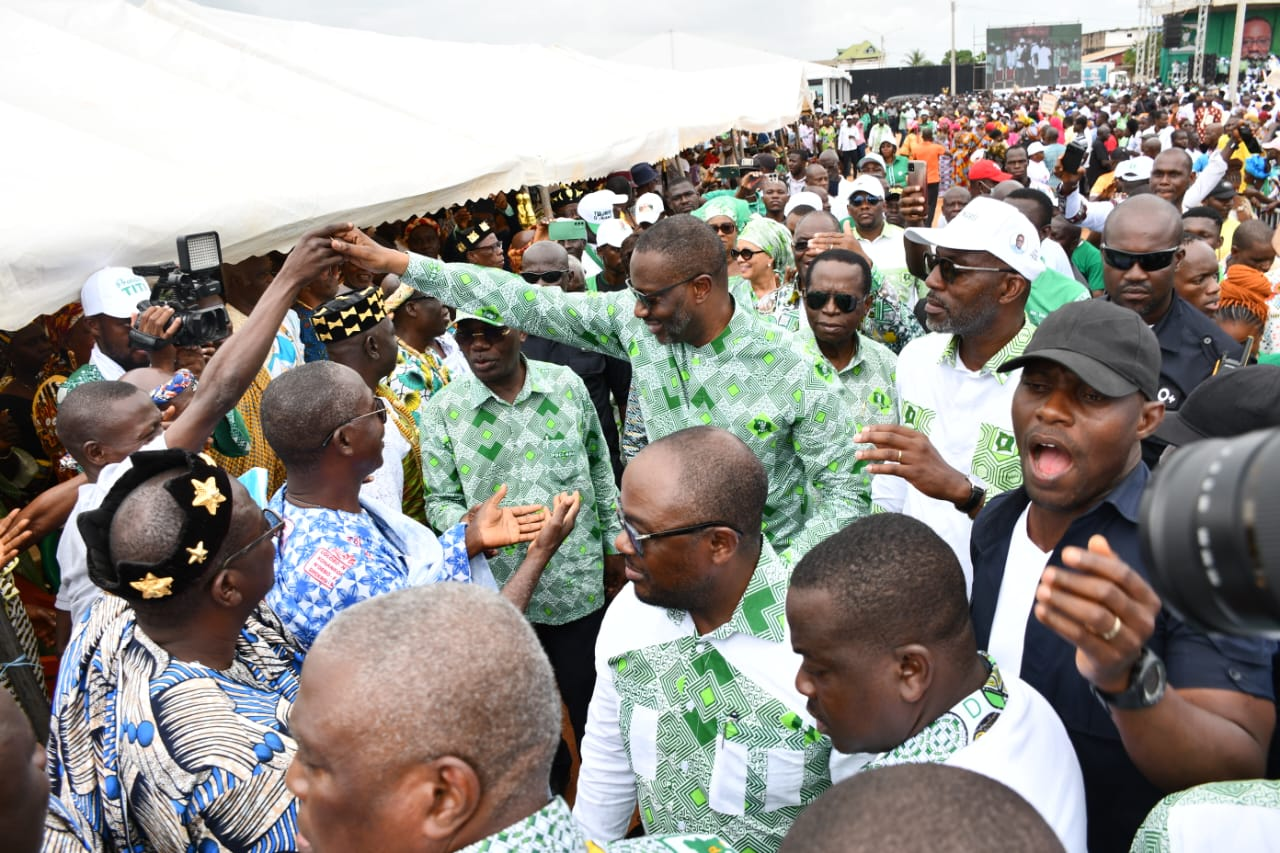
top-left (454, 324), bottom-right (513, 345)
top-left (1101, 245), bottom-right (1180, 272)
top-left (709, 222), bottom-right (738, 235)
top-left (922, 252), bottom-right (1017, 284)
top-left (626, 271), bottom-right (707, 309)
top-left (848, 193), bottom-right (883, 207)
top-left (804, 290), bottom-right (866, 313)
top-left (615, 506), bottom-right (741, 556)
top-left (520, 269), bottom-right (568, 284)
top-left (321, 397), bottom-right (388, 448)
top-left (215, 508), bottom-right (284, 573)
top-left (470, 240), bottom-right (503, 254)
top-left (731, 248), bottom-right (769, 261)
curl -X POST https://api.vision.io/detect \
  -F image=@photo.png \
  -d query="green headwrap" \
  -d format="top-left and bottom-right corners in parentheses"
top-left (692, 196), bottom-right (751, 231)
top-left (737, 218), bottom-right (795, 279)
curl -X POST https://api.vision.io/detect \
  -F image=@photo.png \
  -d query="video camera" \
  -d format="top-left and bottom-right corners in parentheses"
top-left (1140, 427), bottom-right (1280, 638)
top-left (130, 231), bottom-right (231, 350)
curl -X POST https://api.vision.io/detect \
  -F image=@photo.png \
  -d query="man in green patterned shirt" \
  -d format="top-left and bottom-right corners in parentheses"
top-left (331, 216), bottom-right (865, 559)
top-left (420, 309), bottom-right (622, 792)
top-left (288, 584), bottom-right (740, 853)
top-left (574, 428), bottom-right (856, 853)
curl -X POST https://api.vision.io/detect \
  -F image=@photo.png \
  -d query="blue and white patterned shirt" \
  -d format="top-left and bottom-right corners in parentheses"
top-left (266, 489), bottom-right (489, 648)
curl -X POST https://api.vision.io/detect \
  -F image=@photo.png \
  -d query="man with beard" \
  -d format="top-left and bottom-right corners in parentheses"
top-left (664, 178), bottom-right (701, 215)
top-left (574, 427), bottom-right (856, 851)
top-left (60, 268), bottom-right (155, 395)
top-left (969, 299), bottom-right (1274, 852)
top-left (331, 214), bottom-right (864, 560)
top-left (855, 198), bottom-right (1038, 588)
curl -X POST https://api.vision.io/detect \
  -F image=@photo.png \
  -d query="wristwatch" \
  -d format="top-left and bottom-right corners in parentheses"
top-left (956, 481), bottom-right (986, 514)
top-left (1090, 646), bottom-right (1167, 711)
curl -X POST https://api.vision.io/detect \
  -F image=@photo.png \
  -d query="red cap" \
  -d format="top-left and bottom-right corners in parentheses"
top-left (968, 159), bottom-right (1013, 182)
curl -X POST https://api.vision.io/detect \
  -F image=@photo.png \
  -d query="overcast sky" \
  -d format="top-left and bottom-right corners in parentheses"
top-left (197, 0), bottom-right (1146, 68)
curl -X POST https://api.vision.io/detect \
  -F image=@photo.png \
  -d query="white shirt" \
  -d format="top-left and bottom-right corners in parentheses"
top-left (985, 505), bottom-right (1052, 676)
top-left (87, 344), bottom-right (125, 381)
top-left (55, 434), bottom-right (168, 627)
top-left (854, 222), bottom-right (908, 272)
top-left (871, 327), bottom-right (1032, 591)
top-left (947, 671), bottom-right (1088, 853)
top-left (435, 333), bottom-right (470, 379)
top-left (838, 122), bottom-right (860, 152)
top-left (1040, 237), bottom-right (1076, 280)
top-left (358, 412), bottom-right (409, 514)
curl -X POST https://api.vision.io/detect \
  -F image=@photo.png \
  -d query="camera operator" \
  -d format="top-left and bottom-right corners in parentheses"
top-left (1127, 364), bottom-right (1280, 850)
top-left (58, 268), bottom-right (156, 396)
top-left (968, 299), bottom-right (1275, 853)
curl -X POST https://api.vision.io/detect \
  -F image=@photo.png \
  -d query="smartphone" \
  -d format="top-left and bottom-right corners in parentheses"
top-left (1060, 138), bottom-right (1088, 174)
top-left (548, 220), bottom-right (587, 241)
top-left (716, 165), bottom-right (741, 180)
top-left (907, 160), bottom-right (927, 191)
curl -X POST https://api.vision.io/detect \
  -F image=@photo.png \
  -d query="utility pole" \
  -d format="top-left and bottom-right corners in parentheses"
top-left (950, 0), bottom-right (958, 93)
top-left (1228, 0), bottom-right (1248, 102)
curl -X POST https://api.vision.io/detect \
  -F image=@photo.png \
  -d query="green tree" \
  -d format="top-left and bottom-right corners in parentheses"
top-left (907, 49), bottom-right (932, 66)
top-left (940, 49), bottom-right (975, 65)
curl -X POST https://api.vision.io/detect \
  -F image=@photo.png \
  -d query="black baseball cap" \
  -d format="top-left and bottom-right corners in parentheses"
top-left (1154, 365), bottom-right (1280, 446)
top-left (998, 299), bottom-right (1161, 399)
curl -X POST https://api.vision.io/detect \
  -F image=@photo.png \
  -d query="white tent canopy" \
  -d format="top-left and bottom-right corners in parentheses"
top-left (615, 31), bottom-right (848, 83)
top-left (0, 0), bottom-right (809, 328)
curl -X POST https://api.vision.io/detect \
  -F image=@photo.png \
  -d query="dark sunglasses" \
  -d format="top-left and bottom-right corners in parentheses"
top-left (454, 324), bottom-right (513, 345)
top-left (321, 398), bottom-right (388, 448)
top-left (1101, 245), bottom-right (1179, 272)
top-left (804, 290), bottom-right (865, 313)
top-left (626, 271), bottom-right (706, 309)
top-left (521, 269), bottom-right (568, 284)
top-left (922, 252), bottom-right (1017, 284)
top-left (470, 240), bottom-right (503, 253)
top-left (848, 193), bottom-right (883, 207)
top-left (731, 248), bottom-right (769, 261)
top-left (615, 506), bottom-right (741, 556)
top-left (216, 508), bottom-right (285, 573)
top-left (710, 222), bottom-right (738, 235)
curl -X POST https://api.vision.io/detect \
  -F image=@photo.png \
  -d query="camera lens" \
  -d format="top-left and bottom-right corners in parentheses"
top-left (1140, 428), bottom-right (1280, 637)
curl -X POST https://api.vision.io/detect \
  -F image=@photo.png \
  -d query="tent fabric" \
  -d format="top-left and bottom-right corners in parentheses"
top-left (0, 0), bottom-right (808, 328)
top-left (615, 31), bottom-right (848, 83)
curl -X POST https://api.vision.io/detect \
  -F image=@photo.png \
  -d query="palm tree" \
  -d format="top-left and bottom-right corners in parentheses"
top-left (906, 49), bottom-right (932, 67)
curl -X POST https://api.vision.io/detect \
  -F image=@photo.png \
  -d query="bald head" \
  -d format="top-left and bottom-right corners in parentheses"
top-left (633, 214), bottom-right (727, 283)
top-left (261, 361), bottom-right (369, 469)
top-left (1103, 194), bottom-right (1183, 246)
top-left (781, 764), bottom-right (1065, 853)
top-left (520, 240), bottom-right (569, 271)
top-left (641, 426), bottom-right (766, 545)
top-left (306, 584), bottom-right (560, 801)
top-left (990, 180), bottom-right (1024, 200)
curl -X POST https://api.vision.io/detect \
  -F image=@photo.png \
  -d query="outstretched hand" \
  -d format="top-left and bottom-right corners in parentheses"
top-left (329, 227), bottom-right (412, 277)
top-left (529, 491), bottom-right (582, 558)
top-left (0, 510), bottom-right (31, 567)
top-left (466, 483), bottom-right (547, 555)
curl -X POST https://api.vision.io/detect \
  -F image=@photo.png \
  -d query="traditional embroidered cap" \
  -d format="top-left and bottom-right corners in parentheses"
top-left (550, 185), bottom-right (584, 209)
top-left (312, 286), bottom-right (387, 343)
top-left (453, 220), bottom-right (495, 255)
top-left (383, 283), bottom-right (420, 313)
top-left (79, 450), bottom-right (236, 601)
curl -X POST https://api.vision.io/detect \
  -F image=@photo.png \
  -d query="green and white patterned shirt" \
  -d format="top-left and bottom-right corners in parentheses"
top-left (402, 255), bottom-right (865, 560)
top-left (457, 796), bottom-right (741, 852)
top-left (871, 321), bottom-right (1036, 589)
top-left (793, 328), bottom-right (899, 433)
top-left (1131, 780), bottom-right (1280, 853)
top-left (574, 543), bottom-right (853, 853)
top-left (421, 357), bottom-right (620, 625)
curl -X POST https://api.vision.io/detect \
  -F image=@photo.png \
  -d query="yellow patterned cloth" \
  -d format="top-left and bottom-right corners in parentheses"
top-left (377, 383), bottom-right (427, 525)
top-left (210, 367), bottom-right (288, 496)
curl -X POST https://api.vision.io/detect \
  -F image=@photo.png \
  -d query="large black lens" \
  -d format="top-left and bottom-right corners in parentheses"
top-left (1140, 428), bottom-right (1280, 637)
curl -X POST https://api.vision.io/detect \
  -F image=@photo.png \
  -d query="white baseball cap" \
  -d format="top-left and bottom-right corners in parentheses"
top-left (904, 196), bottom-right (1045, 282)
top-left (81, 267), bottom-right (150, 319)
top-left (578, 190), bottom-right (628, 224)
top-left (784, 191), bottom-right (825, 218)
top-left (1115, 156), bottom-right (1153, 183)
top-left (845, 175), bottom-right (887, 201)
top-left (597, 218), bottom-right (634, 249)
top-left (1027, 141), bottom-right (1046, 156)
top-left (634, 192), bottom-right (665, 225)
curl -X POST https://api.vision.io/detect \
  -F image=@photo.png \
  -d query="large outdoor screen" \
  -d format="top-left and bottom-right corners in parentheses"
top-left (986, 24), bottom-right (1083, 88)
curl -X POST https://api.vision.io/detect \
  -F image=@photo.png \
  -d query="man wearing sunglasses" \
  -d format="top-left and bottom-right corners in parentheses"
top-left (261, 361), bottom-right (566, 649)
top-left (422, 309), bottom-right (623, 793)
top-left (1099, 195), bottom-right (1244, 466)
top-left (856, 197), bottom-right (1039, 588)
top-left (330, 214), bottom-right (866, 562)
top-left (521, 241), bottom-right (630, 482)
top-left (576, 427), bottom-right (857, 851)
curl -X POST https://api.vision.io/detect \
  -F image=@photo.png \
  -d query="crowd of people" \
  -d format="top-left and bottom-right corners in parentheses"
top-left (3, 78), bottom-right (1280, 853)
